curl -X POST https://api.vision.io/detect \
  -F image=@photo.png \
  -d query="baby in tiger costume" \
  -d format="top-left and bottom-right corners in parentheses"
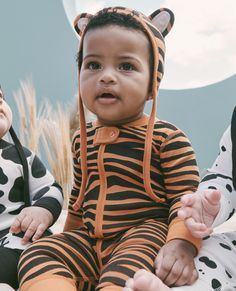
top-left (18, 6), bottom-right (201, 291)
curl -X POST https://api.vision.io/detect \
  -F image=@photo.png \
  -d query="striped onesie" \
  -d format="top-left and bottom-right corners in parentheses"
top-left (18, 115), bottom-right (200, 291)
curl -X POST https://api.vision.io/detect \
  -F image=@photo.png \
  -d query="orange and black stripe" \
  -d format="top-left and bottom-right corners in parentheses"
top-left (18, 117), bottom-right (200, 291)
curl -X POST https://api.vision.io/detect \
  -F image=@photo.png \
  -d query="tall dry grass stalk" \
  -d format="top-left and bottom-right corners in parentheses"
top-left (13, 80), bottom-right (79, 208)
top-left (40, 104), bottom-right (73, 208)
top-left (13, 80), bottom-right (41, 155)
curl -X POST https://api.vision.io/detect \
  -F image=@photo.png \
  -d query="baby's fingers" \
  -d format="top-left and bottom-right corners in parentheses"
top-left (21, 221), bottom-right (38, 244)
top-left (32, 223), bottom-right (47, 241)
top-left (10, 212), bottom-right (27, 233)
top-left (174, 265), bottom-right (198, 286)
top-left (178, 206), bottom-right (196, 220)
top-left (180, 194), bottom-right (197, 207)
top-left (184, 217), bottom-right (211, 238)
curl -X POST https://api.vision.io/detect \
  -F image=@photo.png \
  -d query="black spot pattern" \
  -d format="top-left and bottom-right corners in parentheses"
top-left (0, 167), bottom-right (8, 184)
top-left (203, 235), bottom-right (210, 240)
top-left (2, 144), bottom-right (31, 164)
top-left (219, 243), bottom-right (231, 251)
top-left (31, 155), bottom-right (46, 178)
top-left (0, 204), bottom-right (6, 214)
top-left (202, 173), bottom-right (232, 182)
top-left (8, 177), bottom-right (24, 202)
top-left (8, 205), bottom-right (24, 215)
top-left (226, 184), bottom-right (233, 192)
top-left (227, 209), bottom-right (235, 220)
top-left (0, 190), bottom-right (4, 198)
top-left (208, 186), bottom-right (217, 190)
top-left (221, 145), bottom-right (226, 152)
top-left (33, 187), bottom-right (50, 200)
top-left (225, 269), bottom-right (232, 279)
top-left (199, 256), bottom-right (217, 269)
top-left (232, 240), bottom-right (236, 246)
top-left (211, 278), bottom-right (222, 290)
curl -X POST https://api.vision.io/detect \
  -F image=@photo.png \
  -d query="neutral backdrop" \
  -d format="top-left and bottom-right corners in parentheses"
top-left (0, 0), bottom-right (235, 172)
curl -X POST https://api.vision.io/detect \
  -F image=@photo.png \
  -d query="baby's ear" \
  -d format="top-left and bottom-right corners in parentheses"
top-left (73, 13), bottom-right (93, 37)
top-left (149, 8), bottom-right (174, 37)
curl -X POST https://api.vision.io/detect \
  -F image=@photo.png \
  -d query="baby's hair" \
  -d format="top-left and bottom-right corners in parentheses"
top-left (76, 11), bottom-right (154, 76)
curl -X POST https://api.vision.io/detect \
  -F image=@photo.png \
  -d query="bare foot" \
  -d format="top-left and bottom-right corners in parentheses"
top-left (123, 269), bottom-right (170, 291)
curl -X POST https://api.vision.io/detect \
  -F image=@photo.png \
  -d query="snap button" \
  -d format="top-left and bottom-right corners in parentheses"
top-left (94, 127), bottom-right (120, 144)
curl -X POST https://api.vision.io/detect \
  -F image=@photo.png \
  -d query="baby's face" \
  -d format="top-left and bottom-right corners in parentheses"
top-left (0, 89), bottom-right (13, 138)
top-left (80, 25), bottom-right (151, 126)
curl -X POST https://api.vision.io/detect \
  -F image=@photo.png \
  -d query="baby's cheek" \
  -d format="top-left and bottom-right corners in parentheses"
top-left (0, 120), bottom-right (11, 138)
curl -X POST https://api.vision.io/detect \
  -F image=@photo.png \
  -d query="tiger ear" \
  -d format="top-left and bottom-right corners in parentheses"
top-left (73, 13), bottom-right (93, 37)
top-left (149, 8), bottom-right (174, 37)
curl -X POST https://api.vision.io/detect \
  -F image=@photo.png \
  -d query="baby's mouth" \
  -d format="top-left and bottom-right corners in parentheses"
top-left (97, 93), bottom-right (117, 99)
top-left (96, 93), bottom-right (119, 104)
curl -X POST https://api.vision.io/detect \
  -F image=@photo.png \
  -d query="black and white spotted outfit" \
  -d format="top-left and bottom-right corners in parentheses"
top-left (0, 139), bottom-right (63, 288)
top-left (172, 108), bottom-right (236, 291)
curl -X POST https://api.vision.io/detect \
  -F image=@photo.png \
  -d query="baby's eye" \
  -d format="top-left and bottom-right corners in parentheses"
top-left (119, 63), bottom-right (135, 71)
top-left (87, 62), bottom-right (101, 70)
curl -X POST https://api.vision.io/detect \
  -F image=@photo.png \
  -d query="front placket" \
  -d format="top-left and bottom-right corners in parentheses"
top-left (94, 127), bottom-right (120, 238)
top-left (95, 143), bottom-right (107, 237)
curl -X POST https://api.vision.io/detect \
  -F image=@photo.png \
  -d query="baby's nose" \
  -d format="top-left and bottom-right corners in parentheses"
top-left (99, 68), bottom-right (116, 84)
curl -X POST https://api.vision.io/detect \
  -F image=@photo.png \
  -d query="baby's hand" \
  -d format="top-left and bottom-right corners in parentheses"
top-left (178, 190), bottom-right (221, 238)
top-left (155, 239), bottom-right (197, 287)
top-left (10, 206), bottom-right (53, 245)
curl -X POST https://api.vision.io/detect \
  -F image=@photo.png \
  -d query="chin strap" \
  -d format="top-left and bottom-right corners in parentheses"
top-left (9, 126), bottom-right (30, 207)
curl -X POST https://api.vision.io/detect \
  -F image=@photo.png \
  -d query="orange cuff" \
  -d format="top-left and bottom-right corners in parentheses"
top-left (166, 218), bottom-right (201, 254)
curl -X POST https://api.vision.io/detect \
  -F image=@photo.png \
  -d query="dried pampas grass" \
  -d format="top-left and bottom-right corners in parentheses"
top-left (13, 80), bottom-right (79, 208)
top-left (13, 80), bottom-right (41, 155)
top-left (40, 104), bottom-right (73, 208)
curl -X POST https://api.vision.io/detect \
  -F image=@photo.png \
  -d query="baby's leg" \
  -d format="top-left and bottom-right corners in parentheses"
top-left (18, 228), bottom-right (99, 291)
top-left (0, 247), bottom-right (22, 289)
top-left (124, 232), bottom-right (236, 291)
top-left (97, 219), bottom-right (168, 290)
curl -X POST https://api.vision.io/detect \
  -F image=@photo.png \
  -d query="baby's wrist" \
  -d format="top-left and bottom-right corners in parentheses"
top-left (169, 239), bottom-right (197, 256)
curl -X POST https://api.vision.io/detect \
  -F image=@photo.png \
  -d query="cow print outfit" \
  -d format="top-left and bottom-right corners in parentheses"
top-left (0, 139), bottom-right (63, 288)
top-left (171, 108), bottom-right (236, 290)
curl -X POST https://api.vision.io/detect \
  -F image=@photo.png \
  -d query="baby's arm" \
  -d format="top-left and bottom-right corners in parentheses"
top-left (10, 151), bottom-right (63, 244)
top-left (156, 127), bottom-right (201, 286)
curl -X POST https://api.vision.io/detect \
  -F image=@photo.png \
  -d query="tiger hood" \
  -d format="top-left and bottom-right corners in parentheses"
top-left (72, 6), bottom-right (175, 210)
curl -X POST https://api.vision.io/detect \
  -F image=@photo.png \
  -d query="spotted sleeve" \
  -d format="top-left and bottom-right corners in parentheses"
top-left (28, 151), bottom-right (64, 224)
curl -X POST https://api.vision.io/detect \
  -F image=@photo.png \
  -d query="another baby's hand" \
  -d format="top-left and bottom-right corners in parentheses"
top-left (178, 190), bottom-right (221, 238)
top-left (10, 206), bottom-right (53, 244)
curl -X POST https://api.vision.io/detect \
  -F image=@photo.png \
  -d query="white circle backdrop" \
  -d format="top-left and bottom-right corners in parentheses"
top-left (62, 0), bottom-right (236, 89)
